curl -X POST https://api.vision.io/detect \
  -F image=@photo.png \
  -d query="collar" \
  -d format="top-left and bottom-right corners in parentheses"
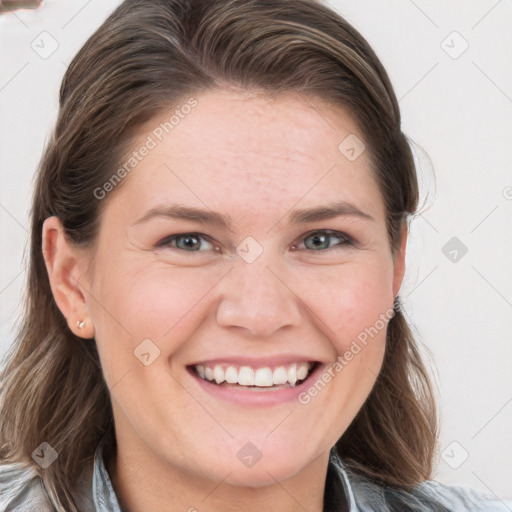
top-left (92, 433), bottom-right (123, 511)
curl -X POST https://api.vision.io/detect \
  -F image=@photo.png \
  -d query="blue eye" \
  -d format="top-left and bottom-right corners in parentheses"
top-left (157, 230), bottom-right (354, 253)
top-left (298, 230), bottom-right (354, 251)
top-left (157, 232), bottom-right (215, 252)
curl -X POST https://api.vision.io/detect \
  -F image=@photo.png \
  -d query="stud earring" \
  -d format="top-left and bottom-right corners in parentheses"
top-left (77, 320), bottom-right (85, 329)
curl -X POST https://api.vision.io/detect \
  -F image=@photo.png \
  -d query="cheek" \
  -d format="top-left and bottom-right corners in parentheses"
top-left (90, 264), bottom-right (220, 360)
top-left (118, 271), bottom-right (208, 338)
top-left (303, 259), bottom-right (394, 349)
top-left (310, 263), bottom-right (393, 423)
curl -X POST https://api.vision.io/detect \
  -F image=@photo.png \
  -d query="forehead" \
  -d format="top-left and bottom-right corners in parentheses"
top-left (106, 89), bottom-right (385, 226)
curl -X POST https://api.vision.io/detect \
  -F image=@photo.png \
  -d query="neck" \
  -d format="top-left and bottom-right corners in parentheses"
top-left (105, 437), bottom-right (331, 512)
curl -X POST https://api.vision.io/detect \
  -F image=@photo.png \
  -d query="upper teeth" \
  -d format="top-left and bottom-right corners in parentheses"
top-left (194, 362), bottom-right (313, 387)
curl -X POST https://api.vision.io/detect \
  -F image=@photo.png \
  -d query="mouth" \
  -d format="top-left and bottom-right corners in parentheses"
top-left (188, 361), bottom-right (320, 391)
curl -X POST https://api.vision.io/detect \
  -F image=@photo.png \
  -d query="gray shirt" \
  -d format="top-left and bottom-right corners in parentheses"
top-left (1, 434), bottom-right (511, 511)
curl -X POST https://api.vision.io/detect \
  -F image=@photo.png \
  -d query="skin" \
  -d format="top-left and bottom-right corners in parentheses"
top-left (42, 89), bottom-right (407, 512)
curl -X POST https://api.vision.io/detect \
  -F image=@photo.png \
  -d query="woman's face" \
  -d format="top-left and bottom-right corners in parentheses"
top-left (54, 89), bottom-right (406, 486)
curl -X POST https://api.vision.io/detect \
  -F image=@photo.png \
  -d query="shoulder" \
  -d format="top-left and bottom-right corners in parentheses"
top-left (0, 461), bottom-right (55, 511)
top-left (331, 453), bottom-right (512, 512)
top-left (0, 454), bottom-right (97, 512)
top-left (416, 478), bottom-right (512, 511)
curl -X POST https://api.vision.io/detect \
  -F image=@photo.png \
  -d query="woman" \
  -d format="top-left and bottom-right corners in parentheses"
top-left (0, 0), bottom-right (510, 510)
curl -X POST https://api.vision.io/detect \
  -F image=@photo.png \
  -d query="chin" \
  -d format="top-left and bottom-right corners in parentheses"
top-left (196, 446), bottom-right (311, 488)
top-left (223, 459), bottom-right (306, 488)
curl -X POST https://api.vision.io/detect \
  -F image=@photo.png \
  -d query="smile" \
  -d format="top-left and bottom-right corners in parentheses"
top-left (192, 361), bottom-right (318, 388)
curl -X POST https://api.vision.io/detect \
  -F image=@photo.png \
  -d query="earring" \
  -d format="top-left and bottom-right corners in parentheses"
top-left (77, 320), bottom-right (85, 329)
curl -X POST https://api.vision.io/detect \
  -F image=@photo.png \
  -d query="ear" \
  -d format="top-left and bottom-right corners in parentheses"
top-left (392, 224), bottom-right (408, 298)
top-left (42, 216), bottom-right (95, 339)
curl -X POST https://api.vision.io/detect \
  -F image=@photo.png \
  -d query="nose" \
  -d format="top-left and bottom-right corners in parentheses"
top-left (215, 253), bottom-right (303, 337)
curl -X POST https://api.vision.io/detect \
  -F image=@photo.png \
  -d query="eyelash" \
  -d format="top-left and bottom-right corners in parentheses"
top-left (156, 230), bottom-right (355, 253)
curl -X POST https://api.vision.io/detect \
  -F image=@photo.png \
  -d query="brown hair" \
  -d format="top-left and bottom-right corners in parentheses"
top-left (0, 0), bottom-right (439, 509)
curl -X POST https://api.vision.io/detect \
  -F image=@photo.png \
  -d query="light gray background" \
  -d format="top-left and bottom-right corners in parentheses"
top-left (1, 0), bottom-right (511, 500)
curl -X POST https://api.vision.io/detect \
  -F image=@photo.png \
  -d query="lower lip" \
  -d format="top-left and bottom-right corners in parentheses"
top-left (187, 363), bottom-right (325, 406)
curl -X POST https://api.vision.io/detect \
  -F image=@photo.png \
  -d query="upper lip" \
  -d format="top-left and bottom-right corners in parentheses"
top-left (187, 355), bottom-right (324, 367)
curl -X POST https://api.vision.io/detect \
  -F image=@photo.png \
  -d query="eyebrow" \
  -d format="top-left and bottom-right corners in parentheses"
top-left (133, 200), bottom-right (375, 232)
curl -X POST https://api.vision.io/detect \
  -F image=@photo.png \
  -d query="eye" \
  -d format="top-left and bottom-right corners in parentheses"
top-left (156, 229), bottom-right (355, 253)
top-left (156, 232), bottom-right (217, 252)
top-left (293, 230), bottom-right (355, 252)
